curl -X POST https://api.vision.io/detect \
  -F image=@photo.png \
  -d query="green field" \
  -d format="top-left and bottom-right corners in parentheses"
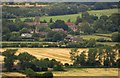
top-left (80, 35), bottom-right (111, 40)
top-left (10, 8), bottom-right (119, 23)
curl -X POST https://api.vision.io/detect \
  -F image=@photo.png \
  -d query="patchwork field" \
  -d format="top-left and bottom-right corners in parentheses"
top-left (0, 48), bottom-right (88, 64)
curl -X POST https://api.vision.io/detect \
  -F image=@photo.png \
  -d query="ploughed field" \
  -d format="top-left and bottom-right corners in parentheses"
top-left (0, 48), bottom-right (88, 64)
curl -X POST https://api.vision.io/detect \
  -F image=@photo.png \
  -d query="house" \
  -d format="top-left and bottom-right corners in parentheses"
top-left (40, 23), bottom-right (48, 27)
top-left (65, 35), bottom-right (83, 42)
top-left (52, 28), bottom-right (67, 33)
top-left (25, 16), bottom-right (48, 33)
top-left (21, 33), bottom-right (32, 38)
top-left (65, 22), bottom-right (77, 31)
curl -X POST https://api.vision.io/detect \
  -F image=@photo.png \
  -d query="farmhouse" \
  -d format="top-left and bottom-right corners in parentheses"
top-left (65, 22), bottom-right (77, 31)
top-left (21, 33), bottom-right (32, 38)
top-left (52, 28), bottom-right (67, 33)
top-left (65, 35), bottom-right (83, 42)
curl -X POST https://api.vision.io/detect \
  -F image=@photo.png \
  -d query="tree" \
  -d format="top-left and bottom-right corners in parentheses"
top-left (75, 16), bottom-right (82, 25)
top-left (52, 32), bottom-right (65, 42)
top-left (49, 20), bottom-right (68, 30)
top-left (67, 19), bottom-right (71, 22)
top-left (111, 32), bottom-right (120, 42)
top-left (43, 71), bottom-right (53, 78)
top-left (87, 48), bottom-right (98, 66)
top-left (69, 48), bottom-right (79, 61)
top-left (15, 17), bottom-right (22, 23)
top-left (94, 3), bottom-right (112, 10)
top-left (80, 21), bottom-right (93, 34)
top-left (81, 12), bottom-right (89, 20)
top-left (53, 63), bottom-right (64, 71)
top-left (93, 19), bottom-right (105, 33)
top-left (2, 49), bottom-right (18, 71)
top-left (49, 18), bottom-right (53, 23)
top-left (18, 52), bottom-right (37, 70)
top-left (9, 32), bottom-right (21, 41)
top-left (86, 38), bottom-right (96, 47)
top-left (46, 31), bottom-right (66, 42)
top-left (20, 28), bottom-right (30, 34)
top-left (39, 26), bottom-right (51, 32)
top-left (100, 15), bottom-right (108, 21)
top-left (8, 23), bottom-right (19, 32)
top-left (74, 51), bottom-right (87, 66)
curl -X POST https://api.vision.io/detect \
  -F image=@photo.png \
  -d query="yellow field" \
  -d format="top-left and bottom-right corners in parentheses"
top-left (0, 48), bottom-right (88, 64)
top-left (0, 48), bottom-right (119, 77)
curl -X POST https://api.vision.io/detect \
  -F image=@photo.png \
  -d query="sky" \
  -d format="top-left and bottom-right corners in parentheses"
top-left (1, 0), bottom-right (120, 2)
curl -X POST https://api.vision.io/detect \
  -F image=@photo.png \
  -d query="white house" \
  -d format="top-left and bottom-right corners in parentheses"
top-left (21, 33), bottom-right (32, 38)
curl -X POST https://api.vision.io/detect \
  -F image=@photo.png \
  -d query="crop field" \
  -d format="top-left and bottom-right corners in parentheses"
top-left (10, 8), bottom-right (119, 23)
top-left (0, 48), bottom-right (88, 64)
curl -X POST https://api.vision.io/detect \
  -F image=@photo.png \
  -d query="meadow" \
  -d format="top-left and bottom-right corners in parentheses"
top-left (10, 8), bottom-right (119, 23)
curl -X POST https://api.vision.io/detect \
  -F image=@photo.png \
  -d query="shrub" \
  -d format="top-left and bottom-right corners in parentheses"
top-left (53, 64), bottom-right (64, 71)
top-left (42, 71), bottom-right (53, 78)
top-left (64, 63), bottom-right (69, 67)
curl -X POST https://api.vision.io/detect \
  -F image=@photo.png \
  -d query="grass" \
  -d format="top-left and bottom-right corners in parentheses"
top-left (10, 8), bottom-right (119, 23)
top-left (2, 68), bottom-right (118, 77)
top-left (88, 9), bottom-right (119, 17)
top-left (96, 42), bottom-right (119, 46)
top-left (38, 68), bottom-right (118, 76)
top-left (2, 72), bottom-right (26, 77)
top-left (80, 35), bottom-right (111, 40)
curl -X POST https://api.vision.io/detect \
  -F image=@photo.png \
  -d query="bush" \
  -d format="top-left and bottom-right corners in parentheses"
top-left (42, 71), bottom-right (53, 78)
top-left (53, 64), bottom-right (64, 71)
top-left (23, 68), bottom-right (43, 78)
top-left (64, 63), bottom-right (69, 67)
top-left (96, 38), bottom-right (111, 42)
top-left (111, 32), bottom-right (120, 42)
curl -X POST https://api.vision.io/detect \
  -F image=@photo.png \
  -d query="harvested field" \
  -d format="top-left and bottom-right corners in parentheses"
top-left (0, 48), bottom-right (88, 64)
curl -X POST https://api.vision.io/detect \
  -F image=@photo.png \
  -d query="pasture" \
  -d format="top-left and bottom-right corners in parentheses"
top-left (80, 35), bottom-right (111, 40)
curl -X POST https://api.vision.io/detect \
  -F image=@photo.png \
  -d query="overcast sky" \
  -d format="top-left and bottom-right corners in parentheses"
top-left (1, 0), bottom-right (120, 2)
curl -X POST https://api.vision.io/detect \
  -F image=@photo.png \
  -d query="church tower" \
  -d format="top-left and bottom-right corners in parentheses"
top-left (34, 16), bottom-right (40, 33)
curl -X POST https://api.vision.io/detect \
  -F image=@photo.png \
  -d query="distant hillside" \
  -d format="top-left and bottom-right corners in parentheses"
top-left (11, 8), bottom-right (119, 23)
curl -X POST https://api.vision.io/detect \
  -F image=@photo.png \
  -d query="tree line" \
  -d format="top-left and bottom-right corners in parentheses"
top-left (2, 49), bottom-right (65, 77)
top-left (2, 2), bottom-right (118, 18)
top-left (69, 44), bottom-right (120, 68)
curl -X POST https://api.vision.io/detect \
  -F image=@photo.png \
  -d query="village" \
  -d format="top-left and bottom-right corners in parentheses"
top-left (20, 16), bottom-right (83, 42)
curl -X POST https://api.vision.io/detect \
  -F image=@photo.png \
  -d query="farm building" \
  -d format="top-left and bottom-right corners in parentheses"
top-left (65, 22), bottom-right (77, 31)
top-left (21, 33), bottom-right (32, 38)
top-left (65, 35), bottom-right (83, 42)
top-left (52, 28), bottom-right (67, 33)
